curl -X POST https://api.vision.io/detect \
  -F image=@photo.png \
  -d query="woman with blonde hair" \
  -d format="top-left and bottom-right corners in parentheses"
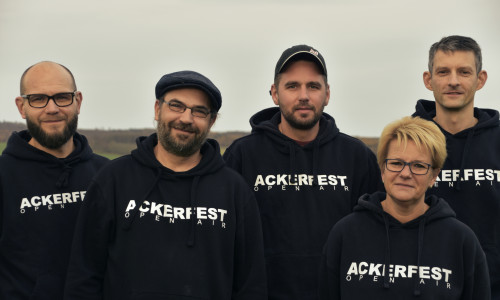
top-left (319, 116), bottom-right (490, 299)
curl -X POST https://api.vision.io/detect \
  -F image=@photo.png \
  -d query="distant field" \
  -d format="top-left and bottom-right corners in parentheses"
top-left (0, 141), bottom-right (120, 160)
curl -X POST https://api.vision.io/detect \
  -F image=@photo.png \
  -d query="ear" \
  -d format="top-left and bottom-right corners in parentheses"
top-left (324, 83), bottom-right (331, 106)
top-left (15, 96), bottom-right (27, 119)
top-left (475, 70), bottom-right (488, 91)
top-left (74, 91), bottom-right (83, 114)
top-left (428, 168), bottom-right (440, 188)
top-left (154, 99), bottom-right (161, 121)
top-left (423, 71), bottom-right (433, 91)
top-left (271, 84), bottom-right (279, 105)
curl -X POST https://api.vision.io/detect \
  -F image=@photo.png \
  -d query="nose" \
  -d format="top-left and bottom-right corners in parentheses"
top-left (448, 71), bottom-right (460, 87)
top-left (179, 108), bottom-right (194, 123)
top-left (399, 164), bottom-right (412, 177)
top-left (44, 98), bottom-right (60, 113)
top-left (298, 85), bottom-right (309, 100)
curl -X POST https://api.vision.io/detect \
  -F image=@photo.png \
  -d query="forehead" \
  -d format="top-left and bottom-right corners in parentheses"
top-left (163, 88), bottom-right (211, 107)
top-left (432, 50), bottom-right (476, 70)
top-left (279, 60), bottom-right (324, 83)
top-left (386, 139), bottom-right (431, 162)
top-left (23, 63), bottom-right (74, 93)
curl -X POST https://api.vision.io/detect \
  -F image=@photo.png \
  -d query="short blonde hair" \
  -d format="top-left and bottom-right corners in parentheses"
top-left (377, 116), bottom-right (447, 171)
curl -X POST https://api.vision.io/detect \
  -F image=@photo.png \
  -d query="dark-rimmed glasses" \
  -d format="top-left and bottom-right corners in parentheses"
top-left (21, 92), bottom-right (76, 108)
top-left (162, 100), bottom-right (212, 118)
top-left (384, 159), bottom-right (432, 175)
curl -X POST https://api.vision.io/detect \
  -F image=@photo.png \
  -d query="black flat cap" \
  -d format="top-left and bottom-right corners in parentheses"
top-left (155, 70), bottom-right (222, 112)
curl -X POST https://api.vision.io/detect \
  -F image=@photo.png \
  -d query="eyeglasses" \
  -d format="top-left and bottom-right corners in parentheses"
top-left (21, 92), bottom-right (76, 108)
top-left (384, 159), bottom-right (432, 175)
top-left (162, 100), bottom-right (212, 118)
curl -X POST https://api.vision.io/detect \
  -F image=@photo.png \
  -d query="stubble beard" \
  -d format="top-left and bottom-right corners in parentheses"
top-left (157, 114), bottom-right (209, 157)
top-left (280, 102), bottom-right (324, 130)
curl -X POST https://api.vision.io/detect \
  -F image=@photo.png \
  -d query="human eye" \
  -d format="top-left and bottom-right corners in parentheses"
top-left (29, 94), bottom-right (46, 102)
top-left (388, 160), bottom-right (403, 167)
top-left (168, 101), bottom-right (185, 110)
top-left (54, 93), bottom-right (73, 101)
top-left (412, 162), bottom-right (428, 170)
top-left (192, 107), bottom-right (210, 118)
top-left (309, 83), bottom-right (321, 90)
top-left (435, 69), bottom-right (449, 76)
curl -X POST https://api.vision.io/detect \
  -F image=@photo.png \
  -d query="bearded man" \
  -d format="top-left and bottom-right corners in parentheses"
top-left (223, 45), bottom-right (383, 300)
top-left (0, 61), bottom-right (109, 299)
top-left (64, 70), bottom-right (267, 300)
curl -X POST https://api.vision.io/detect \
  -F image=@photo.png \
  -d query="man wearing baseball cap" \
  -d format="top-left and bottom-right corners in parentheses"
top-left (65, 70), bottom-right (267, 299)
top-left (224, 45), bottom-right (382, 299)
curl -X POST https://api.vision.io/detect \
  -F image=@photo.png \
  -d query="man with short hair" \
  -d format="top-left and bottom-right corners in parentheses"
top-left (64, 70), bottom-right (267, 299)
top-left (413, 35), bottom-right (500, 298)
top-left (0, 61), bottom-right (109, 299)
top-left (223, 45), bottom-right (382, 299)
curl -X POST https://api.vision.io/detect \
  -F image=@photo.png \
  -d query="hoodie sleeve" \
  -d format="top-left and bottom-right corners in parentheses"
top-left (64, 179), bottom-right (114, 299)
top-left (319, 226), bottom-right (341, 300)
top-left (354, 147), bottom-right (384, 206)
top-left (222, 142), bottom-right (243, 173)
top-left (462, 232), bottom-right (491, 300)
top-left (231, 189), bottom-right (267, 299)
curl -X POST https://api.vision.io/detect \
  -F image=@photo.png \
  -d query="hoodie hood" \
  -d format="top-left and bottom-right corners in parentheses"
top-left (249, 107), bottom-right (340, 184)
top-left (355, 191), bottom-right (455, 295)
top-left (414, 99), bottom-right (500, 190)
top-left (126, 133), bottom-right (225, 246)
top-left (413, 99), bottom-right (500, 136)
top-left (2, 130), bottom-right (95, 188)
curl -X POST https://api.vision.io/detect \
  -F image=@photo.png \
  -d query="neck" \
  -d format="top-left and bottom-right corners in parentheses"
top-left (279, 118), bottom-right (320, 142)
top-left (29, 137), bottom-right (75, 158)
top-left (434, 104), bottom-right (477, 134)
top-left (154, 144), bottom-right (202, 172)
top-left (381, 196), bottom-right (429, 223)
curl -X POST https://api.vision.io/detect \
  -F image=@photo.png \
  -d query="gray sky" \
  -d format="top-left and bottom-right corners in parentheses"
top-left (1, 0), bottom-right (499, 137)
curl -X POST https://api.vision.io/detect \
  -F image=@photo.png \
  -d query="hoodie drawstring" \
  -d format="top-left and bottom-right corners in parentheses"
top-left (56, 165), bottom-right (73, 188)
top-left (455, 129), bottom-right (475, 191)
top-left (123, 168), bottom-right (163, 230)
top-left (186, 176), bottom-right (200, 247)
top-left (382, 213), bottom-right (391, 289)
top-left (413, 216), bottom-right (427, 296)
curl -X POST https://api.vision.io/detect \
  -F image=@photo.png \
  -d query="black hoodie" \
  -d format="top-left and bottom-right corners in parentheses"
top-left (64, 133), bottom-right (267, 299)
top-left (0, 130), bottom-right (109, 300)
top-left (414, 99), bottom-right (500, 298)
top-left (223, 107), bottom-right (382, 299)
top-left (320, 192), bottom-right (490, 299)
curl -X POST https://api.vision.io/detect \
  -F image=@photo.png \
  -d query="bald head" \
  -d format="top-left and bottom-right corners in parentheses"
top-left (20, 61), bottom-right (77, 95)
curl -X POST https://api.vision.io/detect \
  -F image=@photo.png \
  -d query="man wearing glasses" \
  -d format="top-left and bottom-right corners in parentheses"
top-left (64, 71), bottom-right (267, 299)
top-left (0, 61), bottom-right (109, 299)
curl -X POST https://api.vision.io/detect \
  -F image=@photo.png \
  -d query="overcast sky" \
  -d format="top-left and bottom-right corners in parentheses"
top-left (1, 0), bottom-right (499, 137)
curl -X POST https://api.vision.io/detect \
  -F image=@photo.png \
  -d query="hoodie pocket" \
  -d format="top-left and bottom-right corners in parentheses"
top-left (30, 273), bottom-right (63, 300)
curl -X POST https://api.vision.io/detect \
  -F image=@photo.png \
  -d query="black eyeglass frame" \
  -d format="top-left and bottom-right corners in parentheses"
top-left (384, 158), bottom-right (433, 175)
top-left (160, 99), bottom-right (213, 119)
top-left (21, 91), bottom-right (77, 108)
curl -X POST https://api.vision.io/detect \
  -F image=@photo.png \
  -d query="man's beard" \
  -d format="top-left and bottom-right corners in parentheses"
top-left (280, 102), bottom-right (324, 130)
top-left (157, 114), bottom-right (209, 157)
top-left (26, 115), bottom-right (78, 149)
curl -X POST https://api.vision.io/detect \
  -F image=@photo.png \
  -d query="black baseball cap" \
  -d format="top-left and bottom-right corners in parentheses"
top-left (274, 44), bottom-right (327, 78)
top-left (155, 70), bottom-right (222, 112)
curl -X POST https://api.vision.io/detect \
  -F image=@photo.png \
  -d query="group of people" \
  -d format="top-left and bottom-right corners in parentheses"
top-left (0, 34), bottom-right (498, 300)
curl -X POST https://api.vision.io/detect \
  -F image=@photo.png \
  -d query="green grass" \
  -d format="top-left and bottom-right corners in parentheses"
top-left (0, 142), bottom-right (6, 154)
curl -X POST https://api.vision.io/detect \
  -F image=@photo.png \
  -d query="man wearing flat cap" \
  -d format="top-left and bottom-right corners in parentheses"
top-left (224, 45), bottom-right (382, 299)
top-left (65, 71), bottom-right (267, 299)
